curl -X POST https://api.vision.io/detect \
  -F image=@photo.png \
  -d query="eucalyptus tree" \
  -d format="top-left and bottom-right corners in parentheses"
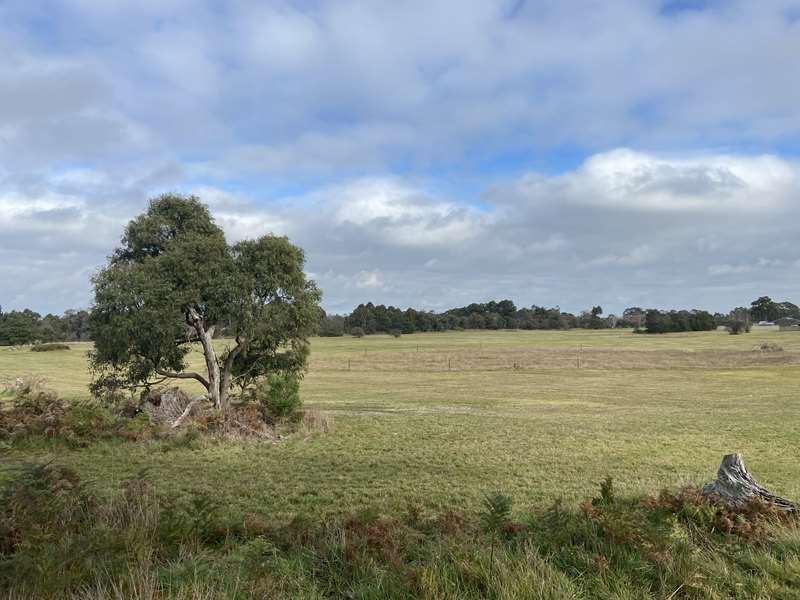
top-left (89, 194), bottom-right (321, 410)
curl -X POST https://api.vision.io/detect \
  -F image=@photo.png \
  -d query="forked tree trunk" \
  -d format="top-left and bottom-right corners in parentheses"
top-left (702, 454), bottom-right (795, 511)
top-left (185, 306), bottom-right (245, 411)
top-left (199, 326), bottom-right (222, 409)
top-left (187, 306), bottom-right (222, 409)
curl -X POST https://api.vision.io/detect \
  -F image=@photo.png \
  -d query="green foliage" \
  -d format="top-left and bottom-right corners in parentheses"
top-left (644, 308), bottom-right (717, 333)
top-left (3, 466), bottom-right (800, 599)
top-left (254, 372), bottom-right (302, 420)
top-left (318, 314), bottom-right (345, 337)
top-left (728, 319), bottom-right (751, 334)
top-left (480, 491), bottom-right (513, 536)
top-left (592, 476), bottom-right (615, 506)
top-left (89, 194), bottom-right (322, 407)
top-left (350, 326), bottom-right (365, 338)
top-left (749, 296), bottom-right (800, 323)
top-left (30, 343), bottom-right (70, 352)
top-left (0, 310), bottom-right (39, 346)
top-left (0, 309), bottom-right (90, 346)
top-left (480, 491), bottom-right (514, 574)
top-left (343, 299), bottom-right (582, 334)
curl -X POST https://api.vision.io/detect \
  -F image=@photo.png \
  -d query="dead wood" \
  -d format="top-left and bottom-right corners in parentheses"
top-left (702, 453), bottom-right (795, 512)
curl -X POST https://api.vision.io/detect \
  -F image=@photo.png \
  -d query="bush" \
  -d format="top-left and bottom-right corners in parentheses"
top-left (727, 320), bottom-right (751, 335)
top-left (30, 343), bottom-right (70, 352)
top-left (351, 326), bottom-right (365, 338)
top-left (255, 372), bottom-right (302, 421)
top-left (389, 329), bottom-right (402, 338)
top-left (0, 378), bottom-right (66, 439)
top-left (0, 377), bottom-right (145, 444)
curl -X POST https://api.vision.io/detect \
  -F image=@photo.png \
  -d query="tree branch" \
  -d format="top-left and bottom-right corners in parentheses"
top-left (155, 368), bottom-right (210, 390)
top-left (220, 336), bottom-right (247, 399)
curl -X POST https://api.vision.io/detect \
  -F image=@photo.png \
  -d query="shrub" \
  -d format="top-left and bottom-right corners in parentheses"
top-left (727, 320), bottom-right (751, 335)
top-left (350, 326), bottom-right (365, 338)
top-left (0, 377), bottom-right (143, 444)
top-left (0, 378), bottom-right (66, 439)
top-left (30, 343), bottom-right (70, 352)
top-left (389, 328), bottom-right (402, 338)
top-left (254, 372), bottom-right (302, 421)
top-left (592, 476), bottom-right (615, 506)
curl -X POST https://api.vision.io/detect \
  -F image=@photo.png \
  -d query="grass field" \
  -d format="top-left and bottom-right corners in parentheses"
top-left (3, 328), bottom-right (800, 517)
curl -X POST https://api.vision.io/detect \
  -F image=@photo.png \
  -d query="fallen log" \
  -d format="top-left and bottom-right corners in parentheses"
top-left (702, 453), bottom-right (795, 512)
top-left (170, 398), bottom-right (206, 429)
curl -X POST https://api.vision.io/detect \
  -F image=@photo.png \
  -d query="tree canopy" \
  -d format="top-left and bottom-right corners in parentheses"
top-left (89, 194), bottom-right (322, 409)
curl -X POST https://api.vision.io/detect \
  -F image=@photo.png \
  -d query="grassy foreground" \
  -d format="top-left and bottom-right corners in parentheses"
top-left (2, 329), bottom-right (800, 597)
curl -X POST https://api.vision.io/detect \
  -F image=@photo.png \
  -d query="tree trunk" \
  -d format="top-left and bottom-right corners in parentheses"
top-left (187, 307), bottom-right (222, 409)
top-left (702, 454), bottom-right (795, 511)
top-left (219, 337), bottom-right (247, 410)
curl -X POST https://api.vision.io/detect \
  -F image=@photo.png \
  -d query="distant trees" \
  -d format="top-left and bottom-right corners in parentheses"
top-left (642, 309), bottom-right (716, 334)
top-left (0, 307), bottom-right (91, 346)
top-left (9, 293), bottom-right (799, 345)
top-left (724, 307), bottom-right (752, 334)
top-left (325, 301), bottom-right (734, 336)
top-left (621, 307), bottom-right (645, 328)
top-left (749, 296), bottom-right (800, 322)
top-left (750, 296), bottom-right (778, 322)
top-left (578, 306), bottom-right (605, 329)
top-left (336, 300), bottom-right (584, 335)
top-left (318, 313), bottom-right (346, 337)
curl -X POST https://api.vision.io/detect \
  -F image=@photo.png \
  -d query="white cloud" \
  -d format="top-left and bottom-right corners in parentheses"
top-left (355, 270), bottom-right (384, 290)
top-left (4, 148), bottom-right (800, 314)
top-left (513, 149), bottom-right (798, 213)
top-left (589, 245), bottom-right (659, 268)
top-left (332, 178), bottom-right (484, 247)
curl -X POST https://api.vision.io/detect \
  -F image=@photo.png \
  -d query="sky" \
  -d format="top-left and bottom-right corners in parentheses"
top-left (1, 0), bottom-right (799, 316)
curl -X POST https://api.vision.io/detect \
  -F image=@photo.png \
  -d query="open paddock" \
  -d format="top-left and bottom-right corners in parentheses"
top-left (2, 329), bottom-right (799, 517)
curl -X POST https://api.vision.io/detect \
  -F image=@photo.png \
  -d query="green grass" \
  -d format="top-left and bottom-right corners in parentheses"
top-left (2, 329), bottom-right (800, 515)
top-left (3, 329), bottom-right (800, 598)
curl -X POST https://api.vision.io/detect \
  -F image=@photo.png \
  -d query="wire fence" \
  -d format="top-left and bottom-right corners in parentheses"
top-left (308, 347), bottom-right (800, 373)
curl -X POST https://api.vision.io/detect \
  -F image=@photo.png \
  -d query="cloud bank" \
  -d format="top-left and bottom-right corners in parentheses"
top-left (3, 149), bottom-right (799, 314)
top-left (0, 1), bottom-right (799, 314)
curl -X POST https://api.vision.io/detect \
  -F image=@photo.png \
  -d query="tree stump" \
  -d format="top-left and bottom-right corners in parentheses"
top-left (702, 454), bottom-right (795, 512)
top-left (142, 387), bottom-right (207, 428)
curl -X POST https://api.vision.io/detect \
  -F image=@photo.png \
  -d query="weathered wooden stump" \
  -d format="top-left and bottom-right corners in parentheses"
top-left (702, 453), bottom-right (795, 512)
top-left (142, 387), bottom-right (207, 428)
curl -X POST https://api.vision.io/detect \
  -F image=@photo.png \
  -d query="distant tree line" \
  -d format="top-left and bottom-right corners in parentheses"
top-left (3, 295), bottom-right (797, 345)
top-left (0, 308), bottom-right (91, 346)
top-left (320, 300), bottom-right (720, 336)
